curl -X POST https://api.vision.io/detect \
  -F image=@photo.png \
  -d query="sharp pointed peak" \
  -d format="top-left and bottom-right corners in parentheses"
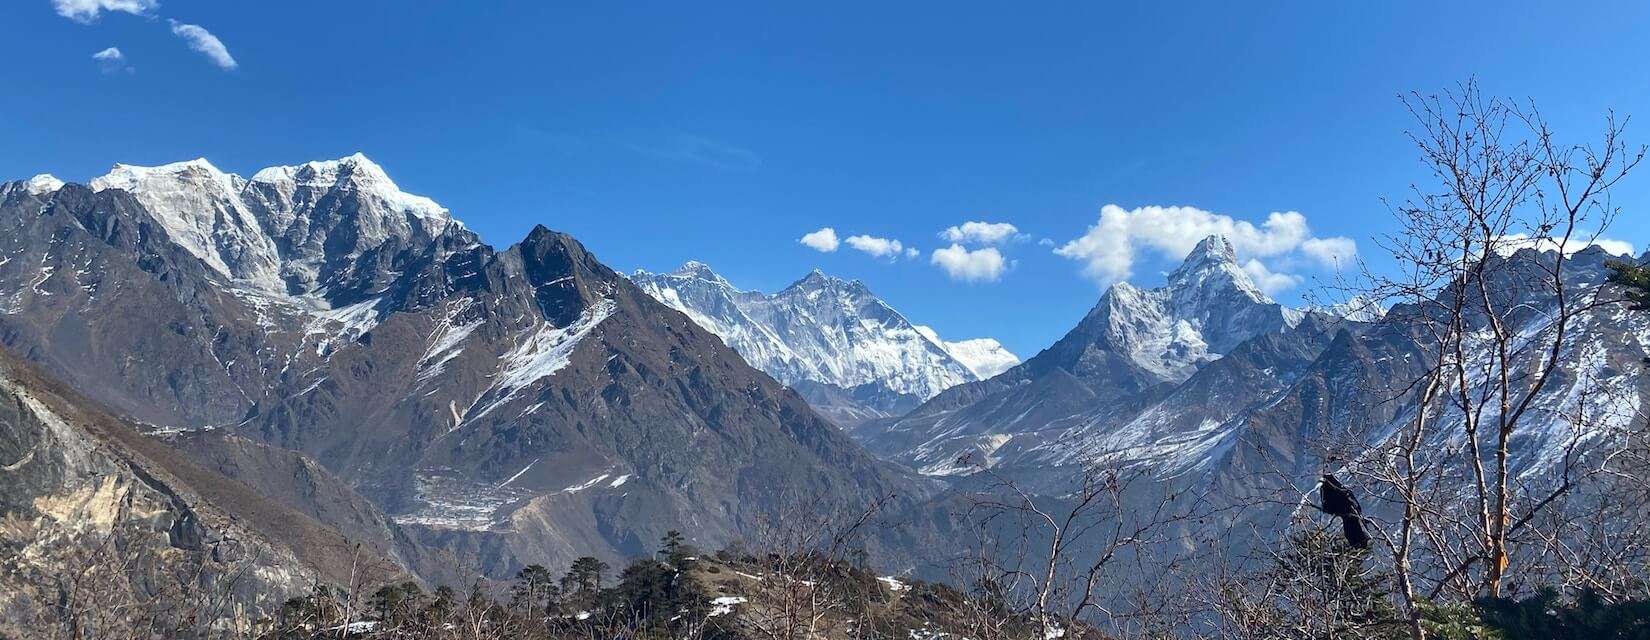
top-left (672, 260), bottom-right (718, 276)
top-left (1166, 234), bottom-right (1249, 285)
top-left (1184, 234), bottom-right (1238, 264)
top-left (785, 268), bottom-right (861, 291)
top-left (786, 268), bottom-right (824, 285)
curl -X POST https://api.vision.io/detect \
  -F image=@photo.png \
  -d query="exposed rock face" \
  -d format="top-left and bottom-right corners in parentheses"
top-left (0, 161), bottom-right (932, 580)
top-left (630, 262), bottom-right (1017, 425)
top-left (0, 347), bottom-right (406, 636)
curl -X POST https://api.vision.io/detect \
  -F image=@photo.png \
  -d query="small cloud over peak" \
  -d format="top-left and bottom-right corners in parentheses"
top-left (845, 234), bottom-right (914, 261)
top-left (931, 244), bottom-right (1008, 283)
top-left (799, 227), bottom-right (839, 252)
top-left (1054, 204), bottom-right (1356, 287)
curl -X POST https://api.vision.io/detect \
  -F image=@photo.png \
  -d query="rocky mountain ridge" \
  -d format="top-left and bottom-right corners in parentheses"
top-left (0, 158), bottom-right (935, 582)
top-left (631, 262), bottom-right (1017, 425)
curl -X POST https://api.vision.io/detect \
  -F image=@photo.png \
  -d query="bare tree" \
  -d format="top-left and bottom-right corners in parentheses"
top-left (738, 491), bottom-right (895, 640)
top-left (1330, 79), bottom-right (1644, 639)
top-left (954, 461), bottom-right (1194, 639)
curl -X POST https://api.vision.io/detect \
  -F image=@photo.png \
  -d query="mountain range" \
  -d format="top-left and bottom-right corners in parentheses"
top-left (0, 156), bottom-right (934, 583)
top-left (630, 262), bottom-right (1017, 426)
top-left (2, 155), bottom-right (1646, 629)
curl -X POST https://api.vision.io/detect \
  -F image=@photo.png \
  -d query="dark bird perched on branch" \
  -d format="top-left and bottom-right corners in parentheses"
top-left (1318, 474), bottom-right (1370, 549)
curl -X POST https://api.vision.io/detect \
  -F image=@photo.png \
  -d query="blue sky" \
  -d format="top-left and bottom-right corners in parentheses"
top-left (5, 1), bottom-right (1649, 357)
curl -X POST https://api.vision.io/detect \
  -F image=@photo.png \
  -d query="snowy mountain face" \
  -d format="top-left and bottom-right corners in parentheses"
top-left (88, 154), bottom-right (462, 310)
top-left (630, 262), bottom-right (1019, 423)
top-left (0, 160), bottom-right (934, 581)
top-left (858, 234), bottom-right (1307, 476)
top-left (913, 326), bottom-right (1018, 378)
top-left (1098, 235), bottom-right (1290, 382)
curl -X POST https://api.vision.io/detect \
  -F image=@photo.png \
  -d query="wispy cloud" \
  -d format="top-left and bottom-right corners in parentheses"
top-left (626, 134), bottom-right (761, 170)
top-left (169, 20), bottom-right (237, 70)
top-left (799, 227), bottom-right (839, 253)
top-left (940, 221), bottom-right (1021, 245)
top-left (53, 0), bottom-right (156, 23)
top-left (515, 127), bottom-right (762, 171)
top-left (92, 46), bottom-right (132, 74)
top-left (931, 244), bottom-right (1008, 283)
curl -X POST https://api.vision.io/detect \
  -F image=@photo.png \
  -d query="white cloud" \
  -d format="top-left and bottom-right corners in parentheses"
top-left (845, 235), bottom-right (911, 260)
top-left (169, 20), bottom-right (237, 70)
top-left (92, 46), bottom-right (131, 74)
top-left (1242, 259), bottom-right (1303, 295)
top-left (931, 244), bottom-right (1007, 283)
top-left (1300, 236), bottom-right (1357, 270)
top-left (941, 221), bottom-right (1020, 245)
top-left (53, 0), bottom-right (156, 23)
top-left (903, 247), bottom-right (920, 259)
top-left (798, 227), bottom-right (839, 252)
top-left (1054, 204), bottom-right (1352, 285)
top-left (1495, 233), bottom-right (1634, 257)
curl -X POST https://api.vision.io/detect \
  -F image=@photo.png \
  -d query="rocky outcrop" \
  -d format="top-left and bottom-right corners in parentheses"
top-left (0, 347), bottom-right (408, 636)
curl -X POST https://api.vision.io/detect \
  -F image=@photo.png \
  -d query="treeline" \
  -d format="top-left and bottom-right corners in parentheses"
top-left (267, 531), bottom-right (725, 639)
top-left (242, 528), bottom-right (1650, 640)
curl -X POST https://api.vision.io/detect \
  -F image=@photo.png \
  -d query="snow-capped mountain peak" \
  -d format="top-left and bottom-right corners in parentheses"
top-left (1166, 234), bottom-right (1271, 304)
top-left (87, 154), bottom-right (463, 307)
top-left (91, 157), bottom-right (272, 285)
top-left (631, 263), bottom-right (1019, 410)
top-left (664, 260), bottom-right (737, 287)
top-left (783, 268), bottom-right (868, 295)
top-left (1083, 234), bottom-right (1290, 382)
top-left (24, 174), bottom-right (64, 195)
top-left (913, 326), bottom-right (1020, 378)
top-left (250, 152), bottom-right (452, 227)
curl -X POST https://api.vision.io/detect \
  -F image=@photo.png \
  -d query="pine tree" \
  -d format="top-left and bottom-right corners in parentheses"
top-left (1234, 528), bottom-right (1406, 640)
top-left (561, 556), bottom-right (609, 612)
top-left (660, 530), bottom-right (687, 564)
top-left (1607, 259), bottom-right (1650, 311)
top-left (511, 564), bottom-right (561, 618)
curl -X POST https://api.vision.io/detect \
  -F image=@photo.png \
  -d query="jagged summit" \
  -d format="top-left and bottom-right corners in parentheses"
top-left (1177, 234), bottom-right (1239, 268)
top-left (662, 260), bottom-right (737, 288)
top-left (1164, 234), bottom-right (1270, 303)
top-left (781, 269), bottom-right (881, 301)
top-left (1081, 234), bottom-right (1287, 380)
top-left (631, 262), bottom-right (1018, 414)
top-left (673, 260), bottom-right (717, 276)
top-left (83, 153), bottom-right (462, 304)
top-left (0, 159), bottom-right (928, 581)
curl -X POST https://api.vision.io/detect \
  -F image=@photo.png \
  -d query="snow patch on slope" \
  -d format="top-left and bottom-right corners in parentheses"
top-left (467, 299), bottom-right (615, 422)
